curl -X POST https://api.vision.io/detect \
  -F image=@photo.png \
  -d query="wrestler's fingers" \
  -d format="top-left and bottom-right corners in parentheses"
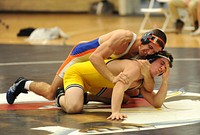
top-left (113, 75), bottom-right (126, 84)
top-left (118, 72), bottom-right (129, 84)
top-left (107, 113), bottom-right (127, 120)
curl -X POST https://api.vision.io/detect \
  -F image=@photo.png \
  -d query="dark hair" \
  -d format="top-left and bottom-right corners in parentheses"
top-left (146, 50), bottom-right (173, 68)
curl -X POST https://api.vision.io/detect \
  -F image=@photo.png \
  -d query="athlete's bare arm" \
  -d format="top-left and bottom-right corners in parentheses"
top-left (89, 29), bottom-right (133, 84)
top-left (107, 60), bottom-right (141, 120)
top-left (141, 65), bottom-right (170, 108)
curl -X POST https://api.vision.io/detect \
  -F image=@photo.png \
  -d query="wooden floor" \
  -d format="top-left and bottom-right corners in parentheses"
top-left (0, 13), bottom-right (200, 135)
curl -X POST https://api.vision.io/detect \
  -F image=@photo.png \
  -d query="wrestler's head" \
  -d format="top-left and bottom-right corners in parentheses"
top-left (146, 50), bottom-right (173, 77)
top-left (139, 29), bottom-right (167, 57)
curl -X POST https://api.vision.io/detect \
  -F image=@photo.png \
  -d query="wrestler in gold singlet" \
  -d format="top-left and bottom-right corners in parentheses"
top-left (63, 59), bottom-right (143, 95)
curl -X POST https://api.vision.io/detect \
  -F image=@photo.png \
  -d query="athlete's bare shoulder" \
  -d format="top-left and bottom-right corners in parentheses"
top-left (111, 29), bottom-right (133, 37)
top-left (110, 29), bottom-right (134, 43)
top-left (109, 59), bottom-right (140, 71)
top-left (99, 29), bottom-right (134, 44)
top-left (107, 59), bottom-right (139, 76)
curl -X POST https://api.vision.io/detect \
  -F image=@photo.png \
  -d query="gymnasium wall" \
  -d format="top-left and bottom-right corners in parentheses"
top-left (0, 0), bottom-right (119, 12)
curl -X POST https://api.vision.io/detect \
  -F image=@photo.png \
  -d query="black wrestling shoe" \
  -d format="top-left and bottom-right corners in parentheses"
top-left (84, 92), bottom-right (88, 105)
top-left (6, 77), bottom-right (28, 104)
top-left (55, 87), bottom-right (65, 107)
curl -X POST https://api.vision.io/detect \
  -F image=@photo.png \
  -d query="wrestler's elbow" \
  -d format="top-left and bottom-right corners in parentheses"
top-left (152, 101), bottom-right (163, 108)
top-left (154, 104), bottom-right (162, 108)
top-left (89, 53), bottom-right (99, 63)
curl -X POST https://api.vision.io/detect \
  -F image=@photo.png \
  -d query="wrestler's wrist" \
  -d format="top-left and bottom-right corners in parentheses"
top-left (162, 79), bottom-right (168, 84)
top-left (111, 75), bottom-right (116, 83)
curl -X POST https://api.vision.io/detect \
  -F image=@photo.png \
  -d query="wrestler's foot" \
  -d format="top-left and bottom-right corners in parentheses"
top-left (6, 77), bottom-right (28, 104)
top-left (84, 93), bottom-right (88, 104)
top-left (55, 87), bottom-right (65, 107)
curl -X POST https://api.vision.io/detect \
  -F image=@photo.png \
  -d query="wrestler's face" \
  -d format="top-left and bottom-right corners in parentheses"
top-left (139, 43), bottom-right (162, 57)
top-left (150, 58), bottom-right (169, 77)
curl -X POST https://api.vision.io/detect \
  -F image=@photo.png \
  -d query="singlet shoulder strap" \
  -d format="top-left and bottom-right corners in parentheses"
top-left (118, 32), bottom-right (137, 57)
top-left (105, 59), bottom-right (115, 65)
top-left (110, 32), bottom-right (137, 59)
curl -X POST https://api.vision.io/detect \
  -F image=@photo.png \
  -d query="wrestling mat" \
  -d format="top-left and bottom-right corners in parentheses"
top-left (0, 90), bottom-right (199, 135)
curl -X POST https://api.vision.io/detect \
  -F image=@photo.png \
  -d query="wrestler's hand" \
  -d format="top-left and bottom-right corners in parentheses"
top-left (107, 112), bottom-right (127, 120)
top-left (138, 60), bottom-right (151, 77)
top-left (162, 63), bottom-right (170, 80)
top-left (112, 72), bottom-right (129, 84)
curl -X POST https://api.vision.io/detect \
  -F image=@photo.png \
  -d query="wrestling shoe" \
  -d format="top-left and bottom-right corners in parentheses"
top-left (6, 77), bottom-right (28, 104)
top-left (55, 87), bottom-right (65, 107)
top-left (84, 92), bottom-right (88, 105)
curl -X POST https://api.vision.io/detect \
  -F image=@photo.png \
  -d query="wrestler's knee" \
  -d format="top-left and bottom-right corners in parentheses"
top-left (66, 102), bottom-right (83, 113)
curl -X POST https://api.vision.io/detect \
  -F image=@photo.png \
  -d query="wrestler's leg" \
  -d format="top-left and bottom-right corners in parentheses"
top-left (28, 41), bottom-right (94, 100)
top-left (59, 87), bottom-right (84, 113)
top-left (87, 88), bottom-right (140, 104)
top-left (98, 88), bottom-right (131, 104)
top-left (29, 75), bottom-right (63, 100)
top-left (7, 39), bottom-right (99, 104)
top-left (31, 39), bottom-right (99, 100)
top-left (6, 75), bottom-right (63, 104)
